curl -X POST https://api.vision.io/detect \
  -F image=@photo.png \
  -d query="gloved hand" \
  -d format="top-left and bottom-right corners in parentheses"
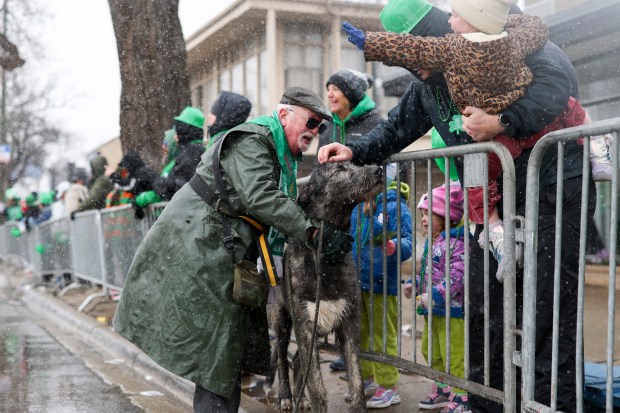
top-left (132, 201), bottom-right (145, 220)
top-left (310, 221), bottom-right (353, 265)
top-left (135, 190), bottom-right (162, 207)
top-left (342, 21), bottom-right (365, 51)
top-left (416, 293), bottom-right (429, 309)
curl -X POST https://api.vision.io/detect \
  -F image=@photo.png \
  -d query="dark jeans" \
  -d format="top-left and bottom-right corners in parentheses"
top-left (193, 376), bottom-right (241, 413)
top-left (468, 176), bottom-right (595, 413)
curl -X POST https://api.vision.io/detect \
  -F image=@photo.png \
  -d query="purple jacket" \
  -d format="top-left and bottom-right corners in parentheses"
top-left (415, 226), bottom-right (467, 318)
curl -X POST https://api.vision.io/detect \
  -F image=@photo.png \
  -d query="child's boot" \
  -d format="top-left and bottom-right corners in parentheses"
top-left (440, 392), bottom-right (471, 413)
top-left (419, 382), bottom-right (451, 410)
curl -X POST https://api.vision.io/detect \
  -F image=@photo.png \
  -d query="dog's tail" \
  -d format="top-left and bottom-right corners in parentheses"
top-left (263, 346), bottom-right (278, 392)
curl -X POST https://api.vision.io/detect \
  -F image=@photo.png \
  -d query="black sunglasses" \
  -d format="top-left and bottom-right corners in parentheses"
top-left (287, 108), bottom-right (327, 134)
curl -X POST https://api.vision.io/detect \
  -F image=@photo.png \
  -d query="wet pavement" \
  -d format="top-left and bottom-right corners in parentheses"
top-left (0, 284), bottom-right (142, 412)
top-left (0, 255), bottom-right (618, 412)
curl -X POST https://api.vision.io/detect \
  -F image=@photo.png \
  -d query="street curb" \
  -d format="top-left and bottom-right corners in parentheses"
top-left (20, 288), bottom-right (274, 413)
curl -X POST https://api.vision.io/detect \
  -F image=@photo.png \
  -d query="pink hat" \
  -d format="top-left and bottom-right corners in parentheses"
top-left (417, 183), bottom-right (464, 222)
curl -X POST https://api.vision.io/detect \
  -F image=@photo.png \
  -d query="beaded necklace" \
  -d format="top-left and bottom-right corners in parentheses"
top-left (434, 86), bottom-right (464, 135)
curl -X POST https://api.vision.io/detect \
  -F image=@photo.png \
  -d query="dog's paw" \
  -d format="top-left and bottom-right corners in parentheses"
top-left (279, 398), bottom-right (292, 410)
top-left (300, 398), bottom-right (311, 410)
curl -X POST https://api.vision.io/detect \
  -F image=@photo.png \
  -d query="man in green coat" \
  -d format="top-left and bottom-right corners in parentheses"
top-left (74, 155), bottom-right (114, 213)
top-left (113, 87), bottom-right (352, 413)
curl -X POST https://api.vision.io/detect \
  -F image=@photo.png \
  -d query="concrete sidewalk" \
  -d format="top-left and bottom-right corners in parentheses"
top-left (17, 263), bottom-right (620, 412)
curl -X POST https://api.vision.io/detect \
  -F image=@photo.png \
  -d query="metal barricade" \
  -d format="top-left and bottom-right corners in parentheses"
top-left (523, 117), bottom-right (620, 413)
top-left (70, 210), bottom-right (107, 285)
top-left (358, 141), bottom-right (518, 410)
top-left (100, 204), bottom-right (149, 290)
top-left (0, 224), bottom-right (12, 256)
top-left (145, 202), bottom-right (168, 228)
top-left (33, 217), bottom-right (73, 277)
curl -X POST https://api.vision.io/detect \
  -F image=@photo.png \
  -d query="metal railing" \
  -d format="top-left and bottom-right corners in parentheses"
top-left (1, 120), bottom-right (618, 411)
top-left (523, 117), bottom-right (620, 413)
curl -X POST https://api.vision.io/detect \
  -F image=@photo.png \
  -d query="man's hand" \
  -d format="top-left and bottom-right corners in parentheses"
top-left (310, 221), bottom-right (353, 265)
top-left (342, 22), bottom-right (365, 51)
top-left (317, 143), bottom-right (353, 164)
top-left (462, 106), bottom-right (504, 141)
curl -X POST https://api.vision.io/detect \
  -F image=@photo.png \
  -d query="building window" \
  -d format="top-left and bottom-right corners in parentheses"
top-left (205, 78), bottom-right (216, 114)
top-left (231, 61), bottom-right (244, 95)
top-left (259, 49), bottom-right (269, 115)
top-left (283, 24), bottom-right (324, 95)
top-left (245, 55), bottom-right (258, 117)
top-left (194, 85), bottom-right (203, 110)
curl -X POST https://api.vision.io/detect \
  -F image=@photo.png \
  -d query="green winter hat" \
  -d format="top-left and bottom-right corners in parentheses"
top-left (5, 187), bottom-right (18, 200)
top-left (380, 0), bottom-right (433, 33)
top-left (174, 107), bottom-right (205, 129)
top-left (39, 191), bottom-right (55, 206)
top-left (25, 193), bottom-right (38, 206)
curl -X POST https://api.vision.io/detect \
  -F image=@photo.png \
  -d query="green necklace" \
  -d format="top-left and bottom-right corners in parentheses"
top-left (434, 86), bottom-right (464, 135)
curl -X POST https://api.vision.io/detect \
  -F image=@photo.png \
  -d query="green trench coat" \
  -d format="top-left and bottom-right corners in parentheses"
top-left (113, 124), bottom-right (314, 398)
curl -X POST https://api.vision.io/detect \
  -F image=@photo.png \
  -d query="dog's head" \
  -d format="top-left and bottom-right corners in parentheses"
top-left (297, 162), bottom-right (383, 230)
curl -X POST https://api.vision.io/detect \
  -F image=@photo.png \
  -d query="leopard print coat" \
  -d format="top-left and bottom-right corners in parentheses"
top-left (364, 14), bottom-right (548, 114)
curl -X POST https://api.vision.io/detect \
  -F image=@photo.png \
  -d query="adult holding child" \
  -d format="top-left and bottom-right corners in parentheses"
top-left (319, 0), bottom-right (593, 411)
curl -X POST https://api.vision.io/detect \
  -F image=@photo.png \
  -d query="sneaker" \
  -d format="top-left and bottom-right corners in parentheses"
top-left (587, 248), bottom-right (610, 265)
top-left (440, 392), bottom-right (471, 413)
top-left (366, 386), bottom-right (401, 409)
top-left (419, 383), bottom-right (451, 409)
top-left (329, 356), bottom-right (346, 372)
top-left (344, 377), bottom-right (379, 401)
top-left (590, 134), bottom-right (613, 182)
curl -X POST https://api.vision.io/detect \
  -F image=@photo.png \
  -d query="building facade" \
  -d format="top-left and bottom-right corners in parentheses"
top-left (185, 0), bottom-right (405, 122)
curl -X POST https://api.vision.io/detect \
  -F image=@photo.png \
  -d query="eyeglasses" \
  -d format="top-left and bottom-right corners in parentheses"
top-left (286, 108), bottom-right (327, 134)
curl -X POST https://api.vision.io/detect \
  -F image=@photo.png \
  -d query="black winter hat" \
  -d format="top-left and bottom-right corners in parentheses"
top-left (208, 91), bottom-right (252, 137)
top-left (326, 69), bottom-right (374, 109)
top-left (118, 151), bottom-right (145, 174)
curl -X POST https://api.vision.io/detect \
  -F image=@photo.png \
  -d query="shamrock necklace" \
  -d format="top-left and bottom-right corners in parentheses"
top-left (435, 86), bottom-right (464, 134)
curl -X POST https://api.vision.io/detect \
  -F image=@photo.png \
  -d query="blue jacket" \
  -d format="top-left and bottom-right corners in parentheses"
top-left (350, 188), bottom-right (413, 296)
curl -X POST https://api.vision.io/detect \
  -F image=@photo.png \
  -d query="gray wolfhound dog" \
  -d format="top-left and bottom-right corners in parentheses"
top-left (268, 162), bottom-right (383, 412)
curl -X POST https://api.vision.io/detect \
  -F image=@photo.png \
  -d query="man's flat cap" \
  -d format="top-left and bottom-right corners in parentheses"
top-left (280, 87), bottom-right (332, 122)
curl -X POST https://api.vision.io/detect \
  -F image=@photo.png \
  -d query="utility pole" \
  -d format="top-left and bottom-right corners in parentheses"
top-left (0, 0), bottom-right (8, 202)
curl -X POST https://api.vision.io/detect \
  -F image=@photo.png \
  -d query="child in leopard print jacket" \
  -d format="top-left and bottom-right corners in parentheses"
top-left (343, 0), bottom-right (611, 282)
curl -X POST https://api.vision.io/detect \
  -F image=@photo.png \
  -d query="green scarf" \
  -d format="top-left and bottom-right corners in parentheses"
top-left (247, 112), bottom-right (299, 257)
top-left (331, 94), bottom-right (376, 144)
top-left (206, 130), bottom-right (227, 149)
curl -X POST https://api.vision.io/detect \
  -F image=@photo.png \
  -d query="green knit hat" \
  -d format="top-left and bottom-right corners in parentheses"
top-left (174, 107), bottom-right (204, 129)
top-left (380, 0), bottom-right (433, 33)
top-left (25, 193), bottom-right (37, 206)
top-left (39, 191), bottom-right (55, 206)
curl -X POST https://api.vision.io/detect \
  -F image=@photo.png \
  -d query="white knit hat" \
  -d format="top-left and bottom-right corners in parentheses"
top-left (450, 0), bottom-right (517, 35)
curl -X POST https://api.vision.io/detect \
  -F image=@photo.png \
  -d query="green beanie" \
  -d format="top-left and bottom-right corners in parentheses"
top-left (431, 128), bottom-right (459, 181)
top-left (39, 191), bottom-right (55, 206)
top-left (25, 193), bottom-right (37, 206)
top-left (174, 107), bottom-right (205, 129)
top-left (5, 187), bottom-right (17, 200)
top-left (380, 0), bottom-right (433, 33)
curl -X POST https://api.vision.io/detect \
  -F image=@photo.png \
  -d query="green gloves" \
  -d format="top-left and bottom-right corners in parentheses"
top-left (134, 190), bottom-right (162, 207)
